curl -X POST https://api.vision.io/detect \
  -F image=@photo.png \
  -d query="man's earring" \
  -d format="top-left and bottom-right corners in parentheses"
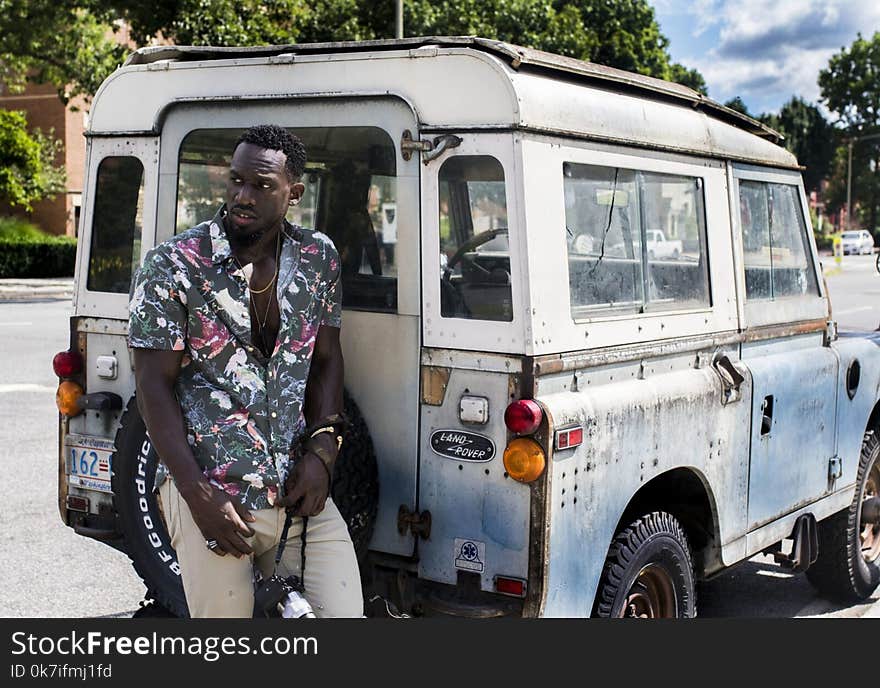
top-left (289, 198), bottom-right (300, 207)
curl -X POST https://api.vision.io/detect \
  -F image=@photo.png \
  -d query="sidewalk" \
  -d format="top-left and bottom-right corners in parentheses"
top-left (0, 277), bottom-right (74, 301)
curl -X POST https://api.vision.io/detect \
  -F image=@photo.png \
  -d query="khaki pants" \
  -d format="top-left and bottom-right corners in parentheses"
top-left (158, 478), bottom-right (363, 618)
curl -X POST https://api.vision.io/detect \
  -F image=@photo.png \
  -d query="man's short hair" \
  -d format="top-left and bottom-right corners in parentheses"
top-left (234, 124), bottom-right (306, 180)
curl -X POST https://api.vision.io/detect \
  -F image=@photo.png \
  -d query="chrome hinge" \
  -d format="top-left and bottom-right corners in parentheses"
top-left (400, 129), bottom-right (432, 161)
top-left (400, 130), bottom-right (462, 163)
top-left (397, 505), bottom-right (432, 540)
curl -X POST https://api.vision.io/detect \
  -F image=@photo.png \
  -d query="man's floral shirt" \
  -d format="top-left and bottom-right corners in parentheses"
top-left (128, 206), bottom-right (341, 510)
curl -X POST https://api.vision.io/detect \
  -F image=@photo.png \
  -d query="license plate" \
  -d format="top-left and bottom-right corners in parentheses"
top-left (65, 434), bottom-right (115, 493)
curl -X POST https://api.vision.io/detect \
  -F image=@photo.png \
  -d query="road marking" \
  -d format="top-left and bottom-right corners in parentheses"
top-left (836, 306), bottom-right (873, 315)
top-left (0, 321), bottom-right (33, 326)
top-left (0, 383), bottom-right (56, 393)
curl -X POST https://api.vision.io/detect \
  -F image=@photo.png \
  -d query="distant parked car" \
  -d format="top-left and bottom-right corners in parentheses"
top-left (840, 230), bottom-right (875, 255)
top-left (646, 228), bottom-right (683, 259)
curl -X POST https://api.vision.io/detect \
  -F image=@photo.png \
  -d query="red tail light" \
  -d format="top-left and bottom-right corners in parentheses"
top-left (504, 399), bottom-right (543, 435)
top-left (494, 576), bottom-right (526, 597)
top-left (53, 350), bottom-right (83, 378)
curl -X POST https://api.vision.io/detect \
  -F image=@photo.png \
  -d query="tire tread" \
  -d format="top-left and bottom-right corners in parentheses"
top-left (595, 511), bottom-right (695, 618)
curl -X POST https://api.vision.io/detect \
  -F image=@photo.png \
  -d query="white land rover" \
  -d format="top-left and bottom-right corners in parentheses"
top-left (54, 37), bottom-right (880, 618)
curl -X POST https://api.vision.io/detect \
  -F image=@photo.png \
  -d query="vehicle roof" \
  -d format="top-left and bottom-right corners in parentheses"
top-left (91, 36), bottom-right (796, 168)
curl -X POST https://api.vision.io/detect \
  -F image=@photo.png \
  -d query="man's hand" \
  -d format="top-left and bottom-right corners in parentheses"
top-left (178, 480), bottom-right (256, 557)
top-left (278, 449), bottom-right (332, 516)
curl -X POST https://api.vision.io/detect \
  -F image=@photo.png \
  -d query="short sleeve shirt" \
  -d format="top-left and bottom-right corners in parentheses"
top-left (128, 206), bottom-right (341, 510)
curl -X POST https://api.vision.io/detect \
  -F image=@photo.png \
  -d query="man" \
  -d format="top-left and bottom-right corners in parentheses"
top-left (128, 124), bottom-right (362, 618)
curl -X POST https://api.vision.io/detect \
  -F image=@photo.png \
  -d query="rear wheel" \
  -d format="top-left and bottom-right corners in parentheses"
top-left (111, 390), bottom-right (379, 618)
top-left (593, 511), bottom-right (696, 618)
top-left (806, 429), bottom-right (880, 602)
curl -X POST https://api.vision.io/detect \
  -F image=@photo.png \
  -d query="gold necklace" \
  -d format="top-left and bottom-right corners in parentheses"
top-left (252, 286), bottom-right (275, 356)
top-left (244, 230), bottom-right (282, 294)
top-left (232, 229), bottom-right (281, 293)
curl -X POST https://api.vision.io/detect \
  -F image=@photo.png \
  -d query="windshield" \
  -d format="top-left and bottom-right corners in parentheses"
top-left (841, 232), bottom-right (860, 239)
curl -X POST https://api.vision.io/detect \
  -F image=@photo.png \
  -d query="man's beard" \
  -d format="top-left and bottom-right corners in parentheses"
top-left (230, 227), bottom-right (266, 247)
top-left (224, 214), bottom-right (266, 247)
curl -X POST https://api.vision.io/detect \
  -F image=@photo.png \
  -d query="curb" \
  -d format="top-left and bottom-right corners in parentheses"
top-left (0, 278), bottom-right (74, 302)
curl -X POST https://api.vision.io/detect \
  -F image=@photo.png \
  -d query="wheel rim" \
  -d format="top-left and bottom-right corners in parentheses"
top-left (620, 564), bottom-right (677, 618)
top-left (861, 461), bottom-right (880, 564)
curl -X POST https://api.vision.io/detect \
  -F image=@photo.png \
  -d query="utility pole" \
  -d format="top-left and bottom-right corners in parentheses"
top-left (396, 0), bottom-right (404, 39)
top-left (846, 138), bottom-right (854, 231)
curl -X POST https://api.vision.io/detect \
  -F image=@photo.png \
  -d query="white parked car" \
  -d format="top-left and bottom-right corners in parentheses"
top-left (646, 229), bottom-right (683, 259)
top-left (840, 230), bottom-right (875, 255)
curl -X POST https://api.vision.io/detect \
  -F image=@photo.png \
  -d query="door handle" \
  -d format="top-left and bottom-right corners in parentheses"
top-left (712, 354), bottom-right (744, 405)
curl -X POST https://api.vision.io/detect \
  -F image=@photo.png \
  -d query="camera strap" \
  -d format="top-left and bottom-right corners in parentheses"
top-left (274, 510), bottom-right (308, 583)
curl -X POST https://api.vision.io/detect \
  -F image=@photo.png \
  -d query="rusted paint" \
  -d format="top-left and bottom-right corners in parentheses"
top-left (533, 320), bottom-right (829, 377)
top-left (523, 409), bottom-right (553, 618)
top-left (57, 417), bottom-right (69, 523)
top-left (742, 341), bottom-right (838, 530)
top-left (421, 366), bottom-right (451, 406)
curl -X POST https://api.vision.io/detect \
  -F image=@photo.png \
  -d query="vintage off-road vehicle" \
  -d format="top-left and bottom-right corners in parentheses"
top-left (55, 37), bottom-right (880, 617)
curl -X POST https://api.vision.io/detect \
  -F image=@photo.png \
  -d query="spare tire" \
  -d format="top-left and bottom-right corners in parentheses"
top-left (111, 390), bottom-right (379, 618)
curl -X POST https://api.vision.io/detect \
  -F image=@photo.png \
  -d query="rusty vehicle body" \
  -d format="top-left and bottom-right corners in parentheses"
top-left (54, 37), bottom-right (880, 617)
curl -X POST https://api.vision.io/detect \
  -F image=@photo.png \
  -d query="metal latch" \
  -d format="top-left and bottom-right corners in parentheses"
top-left (400, 130), bottom-right (462, 162)
top-left (828, 455), bottom-right (843, 482)
top-left (712, 354), bottom-right (744, 405)
top-left (397, 505), bottom-right (432, 539)
top-left (824, 319), bottom-right (839, 345)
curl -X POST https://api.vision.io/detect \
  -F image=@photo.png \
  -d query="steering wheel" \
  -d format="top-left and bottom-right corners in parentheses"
top-left (443, 228), bottom-right (508, 280)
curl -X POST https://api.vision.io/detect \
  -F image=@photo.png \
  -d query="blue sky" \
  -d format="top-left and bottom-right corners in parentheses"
top-left (652, 0), bottom-right (880, 116)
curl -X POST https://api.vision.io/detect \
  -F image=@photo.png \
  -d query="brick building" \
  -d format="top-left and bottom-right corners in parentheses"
top-left (0, 82), bottom-right (87, 237)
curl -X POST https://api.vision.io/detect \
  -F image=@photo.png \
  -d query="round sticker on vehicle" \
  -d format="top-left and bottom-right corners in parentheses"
top-left (430, 429), bottom-right (496, 462)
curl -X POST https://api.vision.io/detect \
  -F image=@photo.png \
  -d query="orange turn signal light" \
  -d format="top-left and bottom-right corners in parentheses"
top-left (503, 437), bottom-right (546, 483)
top-left (56, 380), bottom-right (84, 417)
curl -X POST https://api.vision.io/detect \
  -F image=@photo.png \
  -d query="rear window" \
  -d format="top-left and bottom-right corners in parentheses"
top-left (438, 155), bottom-right (512, 322)
top-left (87, 156), bottom-right (144, 293)
top-left (178, 127), bottom-right (398, 313)
top-left (563, 162), bottom-right (710, 318)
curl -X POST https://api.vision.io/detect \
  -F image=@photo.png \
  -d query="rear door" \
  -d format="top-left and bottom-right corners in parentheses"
top-left (416, 133), bottom-right (532, 590)
top-left (159, 97), bottom-right (421, 555)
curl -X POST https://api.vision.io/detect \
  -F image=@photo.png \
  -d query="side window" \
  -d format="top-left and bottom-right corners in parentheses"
top-left (438, 156), bottom-right (512, 322)
top-left (563, 162), bottom-right (710, 318)
top-left (739, 180), bottom-right (818, 300)
top-left (177, 127), bottom-right (398, 313)
top-left (87, 157), bottom-right (144, 293)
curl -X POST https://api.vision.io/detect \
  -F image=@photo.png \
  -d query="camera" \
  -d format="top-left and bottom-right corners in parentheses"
top-left (253, 572), bottom-right (316, 618)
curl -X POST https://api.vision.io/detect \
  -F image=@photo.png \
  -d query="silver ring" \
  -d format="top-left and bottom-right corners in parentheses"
top-left (205, 539), bottom-right (219, 550)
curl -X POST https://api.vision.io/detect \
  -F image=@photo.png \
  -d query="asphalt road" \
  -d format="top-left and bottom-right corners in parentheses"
top-left (1, 271), bottom-right (879, 618)
top-left (0, 299), bottom-right (146, 617)
top-left (823, 252), bottom-right (880, 333)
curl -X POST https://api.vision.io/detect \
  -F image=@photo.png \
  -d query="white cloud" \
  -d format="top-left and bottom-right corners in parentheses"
top-left (671, 0), bottom-right (880, 113)
top-left (690, 0), bottom-right (722, 37)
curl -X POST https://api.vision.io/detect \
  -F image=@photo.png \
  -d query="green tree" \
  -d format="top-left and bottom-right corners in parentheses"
top-left (723, 96), bottom-right (752, 117)
top-left (759, 97), bottom-right (835, 193)
top-left (1, 0), bottom-right (707, 101)
top-left (0, 110), bottom-right (66, 211)
top-left (819, 31), bottom-right (880, 231)
top-left (0, 1), bottom-right (125, 103)
top-left (403, 0), bottom-right (706, 91)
